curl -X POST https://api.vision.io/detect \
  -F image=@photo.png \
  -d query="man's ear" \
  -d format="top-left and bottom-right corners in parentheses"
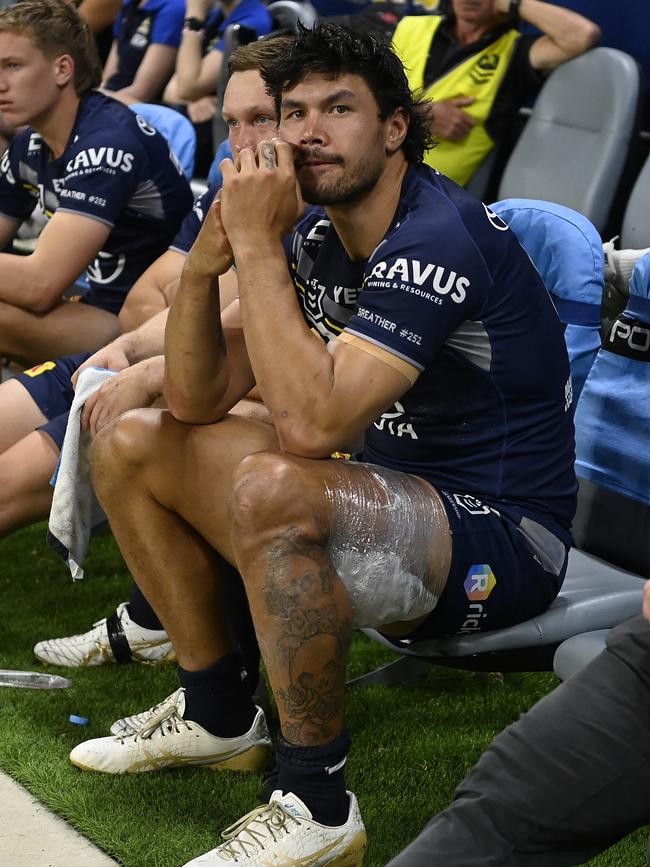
top-left (54, 54), bottom-right (74, 88)
top-left (385, 107), bottom-right (408, 156)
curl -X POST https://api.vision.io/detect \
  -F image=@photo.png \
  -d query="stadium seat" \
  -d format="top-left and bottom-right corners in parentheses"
top-left (496, 48), bottom-right (641, 233)
top-left (490, 199), bottom-right (604, 401)
top-left (552, 628), bottom-right (608, 680)
top-left (620, 152), bottom-right (650, 249)
top-left (267, 0), bottom-right (318, 30)
top-left (349, 213), bottom-right (647, 688)
top-left (129, 103), bottom-right (196, 180)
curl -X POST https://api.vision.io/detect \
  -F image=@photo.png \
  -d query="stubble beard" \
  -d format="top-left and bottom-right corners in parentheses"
top-left (299, 151), bottom-right (385, 207)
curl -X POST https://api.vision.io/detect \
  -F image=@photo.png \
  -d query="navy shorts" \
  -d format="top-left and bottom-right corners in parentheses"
top-left (16, 352), bottom-right (91, 450)
top-left (392, 490), bottom-right (569, 641)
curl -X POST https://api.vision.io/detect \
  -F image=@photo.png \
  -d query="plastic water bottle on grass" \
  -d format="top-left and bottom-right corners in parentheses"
top-left (0, 669), bottom-right (71, 689)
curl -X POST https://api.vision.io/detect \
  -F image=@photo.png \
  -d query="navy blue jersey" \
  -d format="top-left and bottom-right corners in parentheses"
top-left (169, 187), bottom-right (217, 254)
top-left (204, 0), bottom-right (272, 53)
top-left (289, 165), bottom-right (577, 536)
top-left (0, 91), bottom-right (193, 314)
top-left (105, 0), bottom-right (185, 92)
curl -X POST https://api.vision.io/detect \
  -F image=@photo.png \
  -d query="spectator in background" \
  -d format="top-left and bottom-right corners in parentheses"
top-left (0, 0), bottom-right (192, 364)
top-left (101, 0), bottom-right (185, 104)
top-left (393, 0), bottom-right (600, 186)
top-left (77, 0), bottom-right (123, 34)
top-left (163, 0), bottom-right (272, 172)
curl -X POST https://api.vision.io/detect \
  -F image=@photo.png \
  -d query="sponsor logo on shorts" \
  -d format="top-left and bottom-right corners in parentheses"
top-left (459, 564), bottom-right (496, 633)
top-left (23, 360), bottom-right (56, 378)
top-left (464, 564), bottom-right (496, 601)
top-left (453, 493), bottom-right (491, 516)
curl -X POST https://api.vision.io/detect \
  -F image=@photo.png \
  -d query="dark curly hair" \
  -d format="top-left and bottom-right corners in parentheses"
top-left (260, 23), bottom-right (434, 165)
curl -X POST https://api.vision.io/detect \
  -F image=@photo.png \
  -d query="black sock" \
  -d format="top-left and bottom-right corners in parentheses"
top-left (276, 730), bottom-right (351, 826)
top-left (126, 583), bottom-right (164, 631)
top-left (178, 651), bottom-right (257, 738)
top-left (220, 558), bottom-right (261, 694)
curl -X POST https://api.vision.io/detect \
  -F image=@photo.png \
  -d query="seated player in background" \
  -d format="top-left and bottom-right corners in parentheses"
top-left (162, 0), bottom-right (272, 170)
top-left (101, 0), bottom-right (185, 105)
top-left (0, 0), bottom-right (192, 365)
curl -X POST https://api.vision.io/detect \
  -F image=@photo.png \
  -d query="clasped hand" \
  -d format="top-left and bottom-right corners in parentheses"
top-left (220, 138), bottom-right (304, 250)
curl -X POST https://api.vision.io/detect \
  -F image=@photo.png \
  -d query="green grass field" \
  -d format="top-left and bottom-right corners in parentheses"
top-left (1, 523), bottom-right (647, 866)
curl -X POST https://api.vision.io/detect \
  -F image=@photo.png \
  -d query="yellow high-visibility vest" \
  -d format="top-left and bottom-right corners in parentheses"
top-left (393, 15), bottom-right (520, 185)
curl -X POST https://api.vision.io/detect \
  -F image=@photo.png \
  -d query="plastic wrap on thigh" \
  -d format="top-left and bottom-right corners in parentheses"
top-left (324, 462), bottom-right (446, 628)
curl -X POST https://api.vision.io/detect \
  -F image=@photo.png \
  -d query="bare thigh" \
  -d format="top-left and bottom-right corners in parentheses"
top-left (0, 428), bottom-right (59, 536)
top-left (94, 408), bottom-right (280, 566)
top-left (0, 377), bottom-right (48, 453)
top-left (0, 299), bottom-right (121, 363)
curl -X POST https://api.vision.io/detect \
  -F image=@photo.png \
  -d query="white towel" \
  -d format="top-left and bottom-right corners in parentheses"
top-left (47, 367), bottom-right (117, 580)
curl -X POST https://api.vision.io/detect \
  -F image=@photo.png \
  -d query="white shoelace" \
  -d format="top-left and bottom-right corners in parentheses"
top-left (217, 801), bottom-right (301, 859)
top-left (120, 691), bottom-right (190, 742)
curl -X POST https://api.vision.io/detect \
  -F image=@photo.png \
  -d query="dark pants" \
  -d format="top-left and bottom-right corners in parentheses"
top-left (387, 615), bottom-right (650, 867)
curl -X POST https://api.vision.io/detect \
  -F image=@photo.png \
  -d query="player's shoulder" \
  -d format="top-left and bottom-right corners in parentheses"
top-left (64, 92), bottom-right (159, 172)
top-left (73, 91), bottom-right (152, 150)
top-left (382, 165), bottom-right (513, 264)
top-left (6, 126), bottom-right (40, 162)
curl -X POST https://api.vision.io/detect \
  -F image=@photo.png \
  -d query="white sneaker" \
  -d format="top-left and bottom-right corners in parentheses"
top-left (183, 789), bottom-right (367, 866)
top-left (33, 602), bottom-right (175, 667)
top-left (69, 690), bottom-right (272, 775)
top-left (110, 688), bottom-right (183, 738)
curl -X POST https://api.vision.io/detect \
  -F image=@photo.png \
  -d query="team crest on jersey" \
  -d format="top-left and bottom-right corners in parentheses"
top-left (469, 53), bottom-right (500, 85)
top-left (305, 279), bottom-right (327, 323)
top-left (86, 251), bottom-right (126, 285)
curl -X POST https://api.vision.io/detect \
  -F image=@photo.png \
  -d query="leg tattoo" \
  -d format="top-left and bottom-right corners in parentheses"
top-left (262, 528), bottom-right (352, 745)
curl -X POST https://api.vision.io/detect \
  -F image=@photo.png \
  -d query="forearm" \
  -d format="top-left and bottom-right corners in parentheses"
top-left (236, 240), bottom-right (337, 452)
top-left (163, 260), bottom-right (229, 420)
top-left (0, 252), bottom-right (59, 312)
top-left (175, 31), bottom-right (207, 101)
top-left (118, 308), bottom-right (170, 364)
top-left (133, 354), bottom-right (165, 399)
top-left (78, 0), bottom-right (121, 33)
top-left (516, 0), bottom-right (600, 56)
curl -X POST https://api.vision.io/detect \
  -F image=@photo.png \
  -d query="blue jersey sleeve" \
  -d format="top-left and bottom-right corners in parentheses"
top-left (149, 0), bottom-right (185, 47)
top-left (170, 187), bottom-right (216, 254)
top-left (56, 132), bottom-right (148, 227)
top-left (0, 136), bottom-right (38, 222)
top-left (210, 0), bottom-right (272, 51)
top-left (346, 217), bottom-right (491, 371)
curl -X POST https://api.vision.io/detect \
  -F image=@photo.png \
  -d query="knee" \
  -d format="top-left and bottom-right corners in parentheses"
top-left (91, 408), bottom-right (160, 496)
top-left (230, 452), bottom-right (321, 561)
